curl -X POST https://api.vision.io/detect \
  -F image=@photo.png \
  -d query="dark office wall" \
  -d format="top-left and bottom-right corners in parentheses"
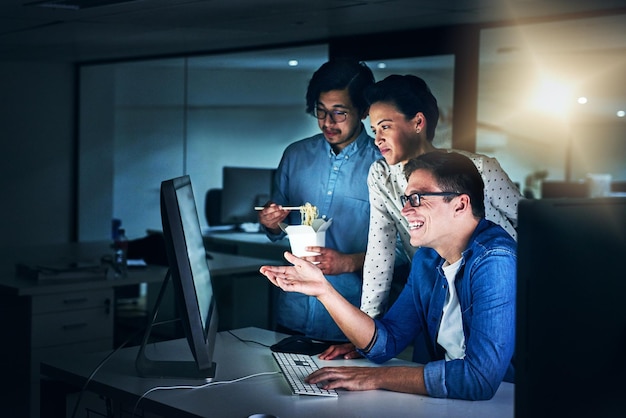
top-left (0, 61), bottom-right (75, 249)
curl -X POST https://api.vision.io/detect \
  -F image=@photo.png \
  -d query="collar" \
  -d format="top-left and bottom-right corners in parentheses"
top-left (325, 123), bottom-right (371, 158)
top-left (390, 161), bottom-right (405, 177)
top-left (459, 218), bottom-right (491, 261)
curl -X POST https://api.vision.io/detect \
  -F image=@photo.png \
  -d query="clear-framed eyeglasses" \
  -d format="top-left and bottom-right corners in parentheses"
top-left (400, 192), bottom-right (461, 207)
top-left (314, 107), bottom-right (349, 123)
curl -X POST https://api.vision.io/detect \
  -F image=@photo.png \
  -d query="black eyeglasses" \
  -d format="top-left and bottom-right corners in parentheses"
top-left (400, 192), bottom-right (461, 207)
top-left (314, 107), bottom-right (349, 123)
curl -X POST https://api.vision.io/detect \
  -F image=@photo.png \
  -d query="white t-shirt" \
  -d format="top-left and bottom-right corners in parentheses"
top-left (438, 258), bottom-right (466, 361)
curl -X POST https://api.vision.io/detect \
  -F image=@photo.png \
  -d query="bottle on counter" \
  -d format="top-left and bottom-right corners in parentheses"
top-left (113, 228), bottom-right (129, 277)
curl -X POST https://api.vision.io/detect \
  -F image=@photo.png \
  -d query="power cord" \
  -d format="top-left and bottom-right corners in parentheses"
top-left (131, 371), bottom-right (280, 416)
top-left (68, 318), bottom-right (178, 418)
top-left (227, 330), bottom-right (272, 348)
top-left (69, 328), bottom-right (275, 417)
top-left (130, 331), bottom-right (278, 416)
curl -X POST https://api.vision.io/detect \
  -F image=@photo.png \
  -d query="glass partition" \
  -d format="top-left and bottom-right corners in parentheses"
top-left (78, 45), bottom-right (328, 240)
top-left (78, 48), bottom-right (459, 240)
top-left (79, 58), bottom-right (187, 240)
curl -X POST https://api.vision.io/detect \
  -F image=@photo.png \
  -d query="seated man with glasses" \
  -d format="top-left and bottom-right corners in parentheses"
top-left (260, 151), bottom-right (516, 400)
top-left (257, 59), bottom-right (381, 342)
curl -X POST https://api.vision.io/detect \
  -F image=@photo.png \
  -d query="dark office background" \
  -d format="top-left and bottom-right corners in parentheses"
top-left (0, 1), bottom-right (624, 249)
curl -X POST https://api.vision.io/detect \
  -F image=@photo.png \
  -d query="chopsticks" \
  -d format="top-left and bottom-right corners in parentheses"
top-left (254, 206), bottom-right (303, 211)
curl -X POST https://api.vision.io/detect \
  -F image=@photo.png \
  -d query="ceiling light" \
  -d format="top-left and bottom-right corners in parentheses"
top-left (26, 0), bottom-right (142, 10)
top-left (288, 60), bottom-right (299, 67)
top-left (617, 110), bottom-right (625, 118)
top-left (577, 97), bottom-right (588, 104)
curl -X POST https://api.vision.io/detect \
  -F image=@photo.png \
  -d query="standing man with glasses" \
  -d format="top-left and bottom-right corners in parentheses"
top-left (258, 59), bottom-right (381, 342)
top-left (260, 151), bottom-right (517, 401)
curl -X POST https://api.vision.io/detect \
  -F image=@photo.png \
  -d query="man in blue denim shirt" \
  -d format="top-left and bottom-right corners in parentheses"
top-left (258, 59), bottom-right (381, 341)
top-left (260, 151), bottom-right (516, 400)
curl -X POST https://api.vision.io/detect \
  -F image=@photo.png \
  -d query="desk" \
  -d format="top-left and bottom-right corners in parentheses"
top-left (203, 231), bottom-right (290, 261)
top-left (0, 241), bottom-right (276, 418)
top-left (41, 327), bottom-right (514, 418)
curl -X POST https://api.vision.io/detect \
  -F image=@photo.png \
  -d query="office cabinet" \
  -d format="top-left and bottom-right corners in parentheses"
top-left (1, 287), bottom-right (114, 418)
top-left (31, 289), bottom-right (113, 346)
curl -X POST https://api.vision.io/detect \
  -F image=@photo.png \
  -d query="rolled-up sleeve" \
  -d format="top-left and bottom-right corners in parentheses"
top-left (423, 360), bottom-right (448, 397)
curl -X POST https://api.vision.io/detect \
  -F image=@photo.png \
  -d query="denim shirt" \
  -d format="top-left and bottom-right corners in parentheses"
top-left (266, 126), bottom-right (381, 341)
top-left (362, 218), bottom-right (516, 400)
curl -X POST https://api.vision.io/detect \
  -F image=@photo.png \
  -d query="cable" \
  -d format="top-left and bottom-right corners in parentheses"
top-left (129, 331), bottom-right (277, 416)
top-left (68, 318), bottom-right (175, 418)
top-left (69, 333), bottom-right (132, 418)
top-left (227, 330), bottom-right (272, 348)
top-left (131, 371), bottom-right (280, 416)
top-left (68, 321), bottom-right (272, 416)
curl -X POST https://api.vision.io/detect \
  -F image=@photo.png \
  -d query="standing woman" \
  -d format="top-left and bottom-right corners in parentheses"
top-left (360, 75), bottom-right (522, 319)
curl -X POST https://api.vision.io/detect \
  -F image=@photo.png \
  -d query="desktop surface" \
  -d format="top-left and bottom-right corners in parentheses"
top-left (0, 241), bottom-right (273, 296)
top-left (202, 230), bottom-right (290, 261)
top-left (41, 327), bottom-right (514, 418)
top-left (202, 229), bottom-right (288, 245)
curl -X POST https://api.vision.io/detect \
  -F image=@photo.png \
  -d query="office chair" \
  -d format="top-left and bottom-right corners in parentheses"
top-left (205, 188), bottom-right (223, 226)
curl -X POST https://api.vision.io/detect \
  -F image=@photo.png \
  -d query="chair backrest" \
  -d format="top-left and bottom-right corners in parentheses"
top-left (205, 188), bottom-right (223, 226)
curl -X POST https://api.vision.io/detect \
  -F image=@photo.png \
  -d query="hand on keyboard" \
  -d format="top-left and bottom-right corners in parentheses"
top-left (272, 351), bottom-right (338, 397)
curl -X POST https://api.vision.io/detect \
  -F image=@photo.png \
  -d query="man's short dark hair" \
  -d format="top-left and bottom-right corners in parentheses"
top-left (306, 59), bottom-right (374, 116)
top-left (403, 151), bottom-right (485, 218)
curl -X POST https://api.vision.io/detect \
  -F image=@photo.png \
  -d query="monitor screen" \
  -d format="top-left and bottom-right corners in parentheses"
top-left (221, 166), bottom-right (276, 226)
top-left (515, 197), bottom-right (626, 417)
top-left (136, 175), bottom-right (218, 380)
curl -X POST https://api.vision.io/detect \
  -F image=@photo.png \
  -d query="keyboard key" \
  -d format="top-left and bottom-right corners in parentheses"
top-left (272, 351), bottom-right (338, 397)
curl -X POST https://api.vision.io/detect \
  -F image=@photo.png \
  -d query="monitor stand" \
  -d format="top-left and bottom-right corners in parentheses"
top-left (135, 269), bottom-right (216, 380)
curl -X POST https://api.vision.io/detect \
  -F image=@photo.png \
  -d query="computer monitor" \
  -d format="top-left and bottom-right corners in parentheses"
top-left (515, 197), bottom-right (626, 417)
top-left (540, 180), bottom-right (590, 198)
top-left (220, 166), bottom-right (276, 226)
top-left (136, 175), bottom-right (218, 380)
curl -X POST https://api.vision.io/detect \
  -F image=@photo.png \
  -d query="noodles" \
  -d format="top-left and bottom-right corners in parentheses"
top-left (300, 203), bottom-right (318, 226)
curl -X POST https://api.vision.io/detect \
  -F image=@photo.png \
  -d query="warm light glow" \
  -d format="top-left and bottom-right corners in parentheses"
top-left (529, 76), bottom-right (573, 118)
top-left (577, 96), bottom-right (588, 104)
top-left (288, 60), bottom-right (298, 67)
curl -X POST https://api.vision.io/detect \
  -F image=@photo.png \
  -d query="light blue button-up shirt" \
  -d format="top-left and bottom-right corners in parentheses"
top-left (363, 218), bottom-right (517, 400)
top-left (266, 126), bottom-right (381, 341)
